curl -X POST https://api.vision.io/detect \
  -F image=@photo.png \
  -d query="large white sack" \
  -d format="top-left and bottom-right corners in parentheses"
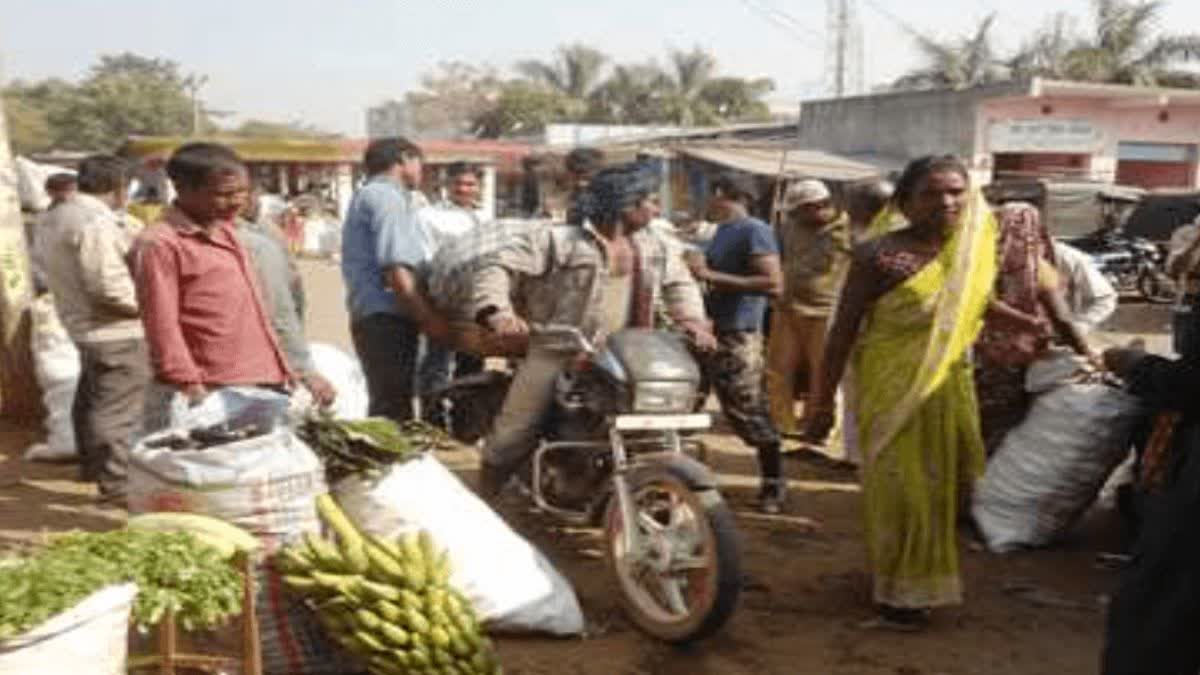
top-left (972, 381), bottom-right (1143, 553)
top-left (334, 455), bottom-right (585, 636)
top-left (0, 583), bottom-right (136, 675)
top-left (127, 387), bottom-right (326, 555)
top-left (14, 157), bottom-right (71, 212)
top-left (23, 295), bottom-right (80, 462)
top-left (308, 342), bottom-right (368, 419)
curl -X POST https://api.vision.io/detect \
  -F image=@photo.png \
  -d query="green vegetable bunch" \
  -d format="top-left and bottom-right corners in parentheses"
top-left (299, 416), bottom-right (450, 482)
top-left (0, 530), bottom-right (244, 641)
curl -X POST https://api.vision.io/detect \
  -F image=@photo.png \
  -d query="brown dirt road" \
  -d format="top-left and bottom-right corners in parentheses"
top-left (0, 258), bottom-right (1155, 675)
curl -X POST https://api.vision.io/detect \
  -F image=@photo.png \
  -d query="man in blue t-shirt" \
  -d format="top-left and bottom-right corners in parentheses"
top-left (686, 173), bottom-right (787, 514)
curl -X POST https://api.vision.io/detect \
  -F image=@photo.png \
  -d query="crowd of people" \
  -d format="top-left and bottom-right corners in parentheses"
top-left (19, 135), bottom-right (1200, 674)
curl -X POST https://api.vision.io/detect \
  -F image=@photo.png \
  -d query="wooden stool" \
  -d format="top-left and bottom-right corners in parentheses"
top-left (128, 553), bottom-right (262, 675)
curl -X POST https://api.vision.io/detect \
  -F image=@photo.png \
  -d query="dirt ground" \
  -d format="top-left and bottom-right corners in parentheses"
top-left (0, 258), bottom-right (1168, 675)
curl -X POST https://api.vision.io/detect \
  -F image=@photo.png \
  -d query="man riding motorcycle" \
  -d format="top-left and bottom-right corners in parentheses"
top-left (472, 163), bottom-right (716, 497)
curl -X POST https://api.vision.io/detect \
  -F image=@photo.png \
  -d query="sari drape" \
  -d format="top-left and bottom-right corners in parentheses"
top-left (849, 191), bottom-right (997, 608)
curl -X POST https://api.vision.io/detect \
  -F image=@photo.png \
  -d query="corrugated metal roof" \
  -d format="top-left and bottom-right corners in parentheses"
top-left (679, 145), bottom-right (881, 181)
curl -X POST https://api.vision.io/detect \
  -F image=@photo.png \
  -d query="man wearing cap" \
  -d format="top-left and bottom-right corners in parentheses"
top-left (768, 179), bottom-right (852, 442)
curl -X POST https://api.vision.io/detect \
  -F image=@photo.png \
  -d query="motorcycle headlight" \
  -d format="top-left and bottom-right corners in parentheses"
top-left (632, 382), bottom-right (697, 413)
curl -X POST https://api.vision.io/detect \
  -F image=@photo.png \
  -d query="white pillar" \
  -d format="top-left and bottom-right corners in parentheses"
top-left (481, 165), bottom-right (497, 221)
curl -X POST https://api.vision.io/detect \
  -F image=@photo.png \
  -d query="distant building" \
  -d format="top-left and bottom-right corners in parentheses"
top-left (366, 101), bottom-right (415, 139)
top-left (799, 78), bottom-right (1200, 189)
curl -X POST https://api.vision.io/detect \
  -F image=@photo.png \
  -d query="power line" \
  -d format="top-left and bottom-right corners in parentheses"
top-left (734, 0), bottom-right (824, 51)
top-left (747, 0), bottom-right (826, 41)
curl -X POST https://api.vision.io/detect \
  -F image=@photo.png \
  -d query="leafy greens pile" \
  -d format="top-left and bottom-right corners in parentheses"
top-left (0, 530), bottom-right (243, 640)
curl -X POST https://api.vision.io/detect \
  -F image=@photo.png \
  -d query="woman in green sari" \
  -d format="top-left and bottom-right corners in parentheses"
top-left (805, 156), bottom-right (996, 629)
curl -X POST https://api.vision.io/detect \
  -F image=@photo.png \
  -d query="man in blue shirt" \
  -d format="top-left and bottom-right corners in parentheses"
top-left (686, 173), bottom-right (787, 513)
top-left (341, 137), bottom-right (448, 422)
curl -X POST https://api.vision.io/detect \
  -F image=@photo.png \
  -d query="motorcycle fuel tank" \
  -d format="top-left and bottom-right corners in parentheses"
top-left (598, 329), bottom-right (700, 384)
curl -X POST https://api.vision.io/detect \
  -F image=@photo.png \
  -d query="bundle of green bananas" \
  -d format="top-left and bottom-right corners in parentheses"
top-left (275, 495), bottom-right (500, 675)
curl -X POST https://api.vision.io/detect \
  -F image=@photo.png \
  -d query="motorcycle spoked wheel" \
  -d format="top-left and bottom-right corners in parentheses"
top-left (604, 464), bottom-right (741, 643)
top-left (1137, 270), bottom-right (1176, 304)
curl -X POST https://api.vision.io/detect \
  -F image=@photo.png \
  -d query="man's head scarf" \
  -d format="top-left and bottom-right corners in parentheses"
top-left (585, 163), bottom-right (658, 224)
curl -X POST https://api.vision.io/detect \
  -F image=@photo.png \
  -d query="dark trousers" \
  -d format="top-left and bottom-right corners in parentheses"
top-left (350, 313), bottom-right (421, 423)
top-left (418, 338), bottom-right (485, 427)
top-left (72, 338), bottom-right (150, 496)
top-left (1102, 420), bottom-right (1200, 675)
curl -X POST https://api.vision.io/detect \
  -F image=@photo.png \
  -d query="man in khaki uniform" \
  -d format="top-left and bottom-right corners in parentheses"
top-left (767, 179), bottom-right (851, 439)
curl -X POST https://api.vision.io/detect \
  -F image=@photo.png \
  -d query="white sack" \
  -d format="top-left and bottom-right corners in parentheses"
top-left (334, 455), bottom-right (585, 636)
top-left (0, 583), bottom-right (136, 675)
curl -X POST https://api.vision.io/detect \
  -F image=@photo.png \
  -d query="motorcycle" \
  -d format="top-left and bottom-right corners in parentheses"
top-left (1064, 230), bottom-right (1175, 304)
top-left (435, 326), bottom-right (742, 643)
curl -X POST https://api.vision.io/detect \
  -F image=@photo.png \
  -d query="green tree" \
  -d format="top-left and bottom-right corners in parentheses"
top-left (472, 80), bottom-right (569, 138)
top-left (516, 44), bottom-right (609, 120)
top-left (698, 77), bottom-right (776, 122)
top-left (54, 53), bottom-right (203, 150)
top-left (1053, 0), bottom-right (1200, 85)
top-left (659, 47), bottom-right (719, 126)
top-left (892, 15), bottom-right (1009, 91)
top-left (404, 61), bottom-right (502, 136)
top-left (1, 78), bottom-right (73, 154)
top-left (589, 63), bottom-right (670, 124)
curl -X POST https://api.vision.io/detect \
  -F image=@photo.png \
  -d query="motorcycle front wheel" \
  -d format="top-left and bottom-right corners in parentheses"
top-left (1137, 269), bottom-right (1175, 304)
top-left (604, 463), bottom-right (741, 643)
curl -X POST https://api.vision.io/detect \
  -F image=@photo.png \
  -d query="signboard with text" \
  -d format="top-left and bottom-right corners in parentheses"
top-left (988, 119), bottom-right (1103, 154)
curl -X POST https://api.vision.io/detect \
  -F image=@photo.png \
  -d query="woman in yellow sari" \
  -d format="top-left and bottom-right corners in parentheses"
top-left (805, 156), bottom-right (996, 630)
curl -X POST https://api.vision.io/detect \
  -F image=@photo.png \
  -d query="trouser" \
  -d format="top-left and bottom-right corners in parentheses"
top-left (699, 331), bottom-right (782, 482)
top-left (418, 338), bottom-right (485, 427)
top-left (1172, 303), bottom-right (1194, 356)
top-left (1102, 422), bottom-right (1200, 675)
top-left (481, 347), bottom-right (567, 469)
top-left (72, 338), bottom-right (150, 496)
top-left (766, 306), bottom-right (831, 435)
top-left (350, 313), bottom-right (421, 423)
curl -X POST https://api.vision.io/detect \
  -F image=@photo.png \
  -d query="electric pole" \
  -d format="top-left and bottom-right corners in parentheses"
top-left (825, 0), bottom-right (864, 97)
top-left (183, 74), bottom-right (209, 136)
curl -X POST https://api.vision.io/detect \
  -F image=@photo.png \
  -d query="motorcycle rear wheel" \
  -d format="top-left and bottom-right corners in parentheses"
top-left (1137, 269), bottom-right (1175, 304)
top-left (604, 463), bottom-right (741, 643)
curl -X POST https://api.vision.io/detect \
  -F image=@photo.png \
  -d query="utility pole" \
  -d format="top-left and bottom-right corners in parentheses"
top-left (825, 0), bottom-right (864, 98)
top-left (183, 74), bottom-right (209, 136)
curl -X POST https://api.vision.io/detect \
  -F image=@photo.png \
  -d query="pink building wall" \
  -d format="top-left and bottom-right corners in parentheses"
top-left (976, 96), bottom-right (1200, 187)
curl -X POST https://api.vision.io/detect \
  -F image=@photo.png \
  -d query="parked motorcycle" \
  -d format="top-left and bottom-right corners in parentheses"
top-left (1064, 229), bottom-right (1175, 304)
top-left (434, 326), bottom-right (742, 643)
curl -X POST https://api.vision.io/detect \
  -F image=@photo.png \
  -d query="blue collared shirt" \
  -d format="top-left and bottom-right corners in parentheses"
top-left (340, 176), bottom-right (433, 320)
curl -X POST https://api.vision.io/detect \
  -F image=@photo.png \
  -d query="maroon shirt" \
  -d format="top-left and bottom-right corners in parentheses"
top-left (130, 206), bottom-right (290, 387)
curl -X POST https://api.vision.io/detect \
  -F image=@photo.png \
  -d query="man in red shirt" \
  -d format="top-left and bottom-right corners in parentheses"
top-left (131, 143), bottom-right (308, 428)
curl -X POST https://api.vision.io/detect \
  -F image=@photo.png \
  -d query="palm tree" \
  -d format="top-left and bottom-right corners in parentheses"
top-left (516, 44), bottom-right (609, 120)
top-left (660, 47), bottom-right (719, 125)
top-left (590, 63), bottom-right (670, 124)
top-left (1054, 0), bottom-right (1200, 85)
top-left (892, 15), bottom-right (1009, 91)
top-left (1009, 13), bottom-right (1076, 80)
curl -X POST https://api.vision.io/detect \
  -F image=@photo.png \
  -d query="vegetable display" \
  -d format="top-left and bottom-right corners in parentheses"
top-left (275, 495), bottom-right (501, 675)
top-left (0, 529), bottom-right (244, 640)
top-left (298, 416), bottom-right (449, 482)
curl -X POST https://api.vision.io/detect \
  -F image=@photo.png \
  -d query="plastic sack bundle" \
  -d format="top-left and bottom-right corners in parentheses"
top-left (972, 354), bottom-right (1143, 552)
top-left (127, 387), bottom-right (326, 555)
top-left (0, 584), bottom-right (136, 675)
top-left (334, 454), bottom-right (585, 636)
top-left (306, 342), bottom-right (369, 420)
top-left (23, 295), bottom-right (81, 462)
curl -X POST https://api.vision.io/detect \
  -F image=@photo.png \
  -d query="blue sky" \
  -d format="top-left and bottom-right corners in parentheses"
top-left (2, 0), bottom-right (1198, 136)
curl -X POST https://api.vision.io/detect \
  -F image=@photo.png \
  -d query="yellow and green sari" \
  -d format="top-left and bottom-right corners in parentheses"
top-left (850, 191), bottom-right (996, 609)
